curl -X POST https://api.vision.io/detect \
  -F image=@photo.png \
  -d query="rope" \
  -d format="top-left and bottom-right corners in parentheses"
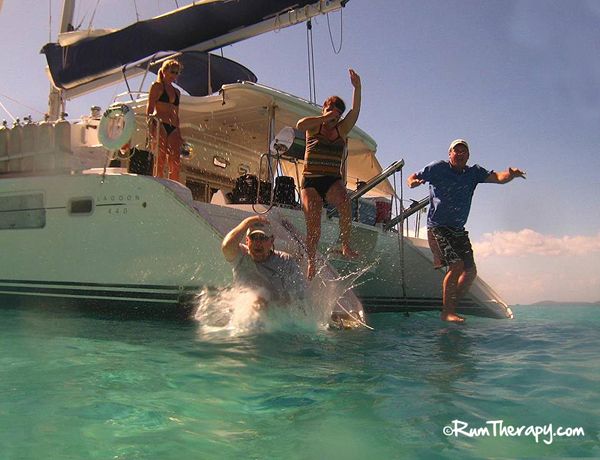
top-left (87, 0), bottom-right (101, 30)
top-left (75, 0), bottom-right (94, 30)
top-left (252, 154), bottom-right (279, 215)
top-left (326, 9), bottom-right (343, 54)
top-left (133, 0), bottom-right (140, 22)
top-left (0, 92), bottom-right (45, 117)
top-left (0, 99), bottom-right (15, 122)
top-left (392, 171), bottom-right (409, 316)
top-left (306, 20), bottom-right (317, 103)
top-left (48, 0), bottom-right (52, 42)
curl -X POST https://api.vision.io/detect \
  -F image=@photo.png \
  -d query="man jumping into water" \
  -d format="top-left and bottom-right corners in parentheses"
top-left (407, 139), bottom-right (526, 323)
top-left (222, 216), bottom-right (306, 310)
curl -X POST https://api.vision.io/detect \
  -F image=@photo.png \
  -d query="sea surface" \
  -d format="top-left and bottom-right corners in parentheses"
top-left (0, 302), bottom-right (598, 460)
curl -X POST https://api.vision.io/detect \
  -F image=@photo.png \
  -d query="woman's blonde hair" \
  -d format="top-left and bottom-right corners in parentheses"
top-left (157, 59), bottom-right (183, 82)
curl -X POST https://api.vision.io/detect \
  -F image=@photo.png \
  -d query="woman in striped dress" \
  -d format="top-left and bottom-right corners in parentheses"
top-left (296, 69), bottom-right (361, 279)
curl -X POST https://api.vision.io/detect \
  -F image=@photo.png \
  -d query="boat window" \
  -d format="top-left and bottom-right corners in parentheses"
top-left (69, 198), bottom-right (94, 215)
top-left (0, 192), bottom-right (46, 230)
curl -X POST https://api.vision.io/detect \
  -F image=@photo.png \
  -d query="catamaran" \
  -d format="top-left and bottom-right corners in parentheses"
top-left (0, 0), bottom-right (513, 322)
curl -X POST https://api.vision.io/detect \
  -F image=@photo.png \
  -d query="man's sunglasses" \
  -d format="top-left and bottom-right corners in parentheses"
top-left (249, 234), bottom-right (271, 242)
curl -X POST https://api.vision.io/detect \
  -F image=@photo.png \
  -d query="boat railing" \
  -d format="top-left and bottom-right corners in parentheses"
top-left (383, 196), bottom-right (430, 232)
top-left (326, 159), bottom-right (405, 219)
top-left (112, 91), bottom-right (149, 105)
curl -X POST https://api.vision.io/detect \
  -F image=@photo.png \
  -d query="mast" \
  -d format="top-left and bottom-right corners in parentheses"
top-left (59, 0), bottom-right (76, 33)
top-left (48, 0), bottom-right (76, 120)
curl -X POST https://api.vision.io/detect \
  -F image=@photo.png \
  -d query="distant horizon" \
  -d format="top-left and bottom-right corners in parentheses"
top-left (512, 300), bottom-right (600, 306)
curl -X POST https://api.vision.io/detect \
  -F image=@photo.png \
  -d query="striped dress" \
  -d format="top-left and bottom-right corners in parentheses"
top-left (302, 126), bottom-right (346, 178)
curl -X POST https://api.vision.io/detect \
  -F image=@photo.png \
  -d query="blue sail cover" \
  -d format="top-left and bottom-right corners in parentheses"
top-left (42, 0), bottom-right (333, 91)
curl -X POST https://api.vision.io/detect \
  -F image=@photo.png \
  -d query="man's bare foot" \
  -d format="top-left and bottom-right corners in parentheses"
top-left (441, 312), bottom-right (466, 323)
top-left (341, 245), bottom-right (358, 259)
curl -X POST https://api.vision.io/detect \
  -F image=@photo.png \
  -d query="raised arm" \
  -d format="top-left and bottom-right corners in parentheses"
top-left (484, 167), bottom-right (527, 184)
top-left (407, 172), bottom-right (425, 188)
top-left (337, 69), bottom-right (361, 137)
top-left (221, 215), bottom-right (269, 262)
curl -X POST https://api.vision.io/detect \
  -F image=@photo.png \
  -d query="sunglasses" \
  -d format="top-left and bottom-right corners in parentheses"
top-left (249, 234), bottom-right (271, 242)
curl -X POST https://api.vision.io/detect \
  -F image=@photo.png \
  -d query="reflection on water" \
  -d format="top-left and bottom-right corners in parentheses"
top-left (430, 326), bottom-right (478, 392)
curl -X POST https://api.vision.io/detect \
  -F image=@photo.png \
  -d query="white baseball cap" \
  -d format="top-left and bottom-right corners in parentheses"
top-left (449, 139), bottom-right (469, 152)
top-left (247, 221), bottom-right (273, 238)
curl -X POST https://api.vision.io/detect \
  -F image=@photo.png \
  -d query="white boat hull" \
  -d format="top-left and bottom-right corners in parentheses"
top-left (0, 172), bottom-right (511, 320)
top-left (0, 172), bottom-right (367, 321)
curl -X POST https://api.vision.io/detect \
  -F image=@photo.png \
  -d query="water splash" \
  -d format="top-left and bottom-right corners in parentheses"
top-left (310, 255), bottom-right (379, 329)
top-left (191, 255), bottom-right (378, 336)
top-left (192, 286), bottom-right (329, 337)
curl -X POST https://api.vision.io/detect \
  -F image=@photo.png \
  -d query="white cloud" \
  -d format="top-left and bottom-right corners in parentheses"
top-left (473, 229), bottom-right (600, 258)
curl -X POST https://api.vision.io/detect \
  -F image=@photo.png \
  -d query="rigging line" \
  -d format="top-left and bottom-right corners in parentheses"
top-left (326, 9), bottom-right (343, 54)
top-left (399, 168), bottom-right (408, 315)
top-left (122, 66), bottom-right (135, 102)
top-left (75, 0), bottom-right (94, 30)
top-left (310, 25), bottom-right (316, 103)
top-left (0, 92), bottom-right (45, 117)
top-left (87, 0), bottom-right (101, 30)
top-left (306, 20), bottom-right (317, 103)
top-left (133, 0), bottom-right (140, 22)
top-left (306, 21), bottom-right (312, 103)
top-left (392, 172), bottom-right (409, 315)
top-left (0, 99), bottom-right (16, 122)
top-left (48, 0), bottom-right (52, 42)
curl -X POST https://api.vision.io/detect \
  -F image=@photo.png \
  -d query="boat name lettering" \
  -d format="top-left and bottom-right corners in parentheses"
top-left (97, 195), bottom-right (140, 202)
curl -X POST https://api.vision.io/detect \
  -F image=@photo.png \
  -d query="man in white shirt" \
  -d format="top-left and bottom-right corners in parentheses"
top-left (221, 215), bottom-right (306, 309)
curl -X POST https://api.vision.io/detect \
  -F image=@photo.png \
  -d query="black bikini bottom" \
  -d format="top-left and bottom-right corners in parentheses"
top-left (162, 123), bottom-right (178, 136)
top-left (302, 175), bottom-right (342, 201)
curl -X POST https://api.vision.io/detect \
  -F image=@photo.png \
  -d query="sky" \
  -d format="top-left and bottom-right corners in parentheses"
top-left (0, 0), bottom-right (598, 305)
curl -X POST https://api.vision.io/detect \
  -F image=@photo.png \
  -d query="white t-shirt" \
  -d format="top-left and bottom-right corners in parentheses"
top-left (231, 246), bottom-right (307, 302)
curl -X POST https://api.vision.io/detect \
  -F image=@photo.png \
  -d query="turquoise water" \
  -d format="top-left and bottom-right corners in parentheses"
top-left (1, 303), bottom-right (599, 459)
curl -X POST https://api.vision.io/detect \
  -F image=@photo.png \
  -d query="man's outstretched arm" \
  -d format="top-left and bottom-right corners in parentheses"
top-left (407, 172), bottom-right (425, 188)
top-left (485, 167), bottom-right (527, 184)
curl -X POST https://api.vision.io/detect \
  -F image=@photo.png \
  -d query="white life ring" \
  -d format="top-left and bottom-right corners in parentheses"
top-left (98, 103), bottom-right (136, 151)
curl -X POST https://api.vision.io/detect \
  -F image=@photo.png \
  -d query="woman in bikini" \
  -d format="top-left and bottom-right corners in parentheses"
top-left (296, 69), bottom-right (361, 279)
top-left (146, 59), bottom-right (184, 181)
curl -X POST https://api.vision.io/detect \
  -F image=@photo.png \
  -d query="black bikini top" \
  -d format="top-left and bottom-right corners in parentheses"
top-left (157, 81), bottom-right (180, 106)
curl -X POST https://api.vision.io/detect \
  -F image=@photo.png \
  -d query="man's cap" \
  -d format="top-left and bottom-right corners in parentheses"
top-left (247, 220), bottom-right (273, 238)
top-left (449, 139), bottom-right (469, 152)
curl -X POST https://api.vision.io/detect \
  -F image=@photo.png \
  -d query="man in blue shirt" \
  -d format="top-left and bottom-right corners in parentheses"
top-left (407, 139), bottom-right (526, 323)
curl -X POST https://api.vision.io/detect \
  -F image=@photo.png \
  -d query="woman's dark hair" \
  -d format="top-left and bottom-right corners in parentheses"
top-left (324, 95), bottom-right (346, 113)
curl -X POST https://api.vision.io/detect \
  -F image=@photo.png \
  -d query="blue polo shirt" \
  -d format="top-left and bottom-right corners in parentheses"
top-left (415, 160), bottom-right (492, 228)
